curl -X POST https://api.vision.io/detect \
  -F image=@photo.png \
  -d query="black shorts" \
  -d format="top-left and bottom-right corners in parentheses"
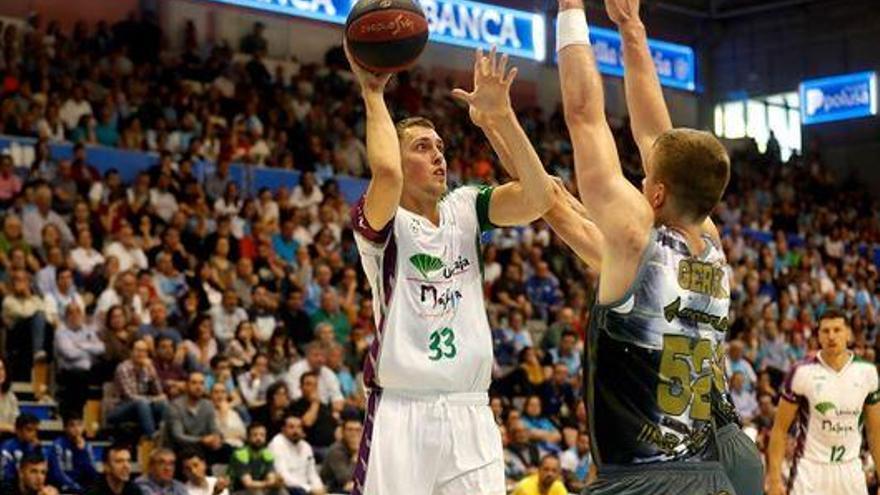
top-left (584, 461), bottom-right (736, 495)
top-left (717, 423), bottom-right (765, 495)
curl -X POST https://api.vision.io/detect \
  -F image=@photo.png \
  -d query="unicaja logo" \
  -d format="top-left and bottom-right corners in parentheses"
top-left (360, 14), bottom-right (415, 36)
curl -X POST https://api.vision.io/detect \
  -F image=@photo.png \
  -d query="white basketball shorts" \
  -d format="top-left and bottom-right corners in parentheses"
top-left (790, 458), bottom-right (868, 495)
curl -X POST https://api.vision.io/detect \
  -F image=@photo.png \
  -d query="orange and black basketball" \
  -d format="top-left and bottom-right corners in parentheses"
top-left (345, 0), bottom-right (430, 73)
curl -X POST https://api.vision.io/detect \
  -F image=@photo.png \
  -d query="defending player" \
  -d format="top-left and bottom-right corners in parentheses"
top-left (602, 0), bottom-right (765, 492)
top-left (555, 0), bottom-right (737, 492)
top-left (767, 309), bottom-right (880, 495)
top-left (344, 41), bottom-right (555, 495)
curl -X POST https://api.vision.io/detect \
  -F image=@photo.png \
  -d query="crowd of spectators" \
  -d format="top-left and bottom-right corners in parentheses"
top-left (0, 9), bottom-right (878, 495)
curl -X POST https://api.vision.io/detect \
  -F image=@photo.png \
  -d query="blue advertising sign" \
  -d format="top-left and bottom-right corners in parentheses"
top-left (588, 26), bottom-right (696, 92)
top-left (800, 71), bottom-right (877, 125)
top-left (205, 0), bottom-right (546, 61)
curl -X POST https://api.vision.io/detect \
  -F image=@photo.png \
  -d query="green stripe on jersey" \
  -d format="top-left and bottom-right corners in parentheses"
top-left (476, 185), bottom-right (496, 233)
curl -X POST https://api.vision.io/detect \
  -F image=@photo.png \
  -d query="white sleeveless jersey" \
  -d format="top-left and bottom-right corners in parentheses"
top-left (782, 353), bottom-right (880, 466)
top-left (351, 186), bottom-right (495, 392)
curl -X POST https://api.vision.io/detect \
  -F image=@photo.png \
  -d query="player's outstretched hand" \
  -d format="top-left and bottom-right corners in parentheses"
top-left (343, 38), bottom-right (393, 95)
top-left (605, 0), bottom-right (642, 26)
top-left (452, 46), bottom-right (517, 128)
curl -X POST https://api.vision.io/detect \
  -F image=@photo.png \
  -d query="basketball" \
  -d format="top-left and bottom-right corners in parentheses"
top-left (345, 0), bottom-right (430, 73)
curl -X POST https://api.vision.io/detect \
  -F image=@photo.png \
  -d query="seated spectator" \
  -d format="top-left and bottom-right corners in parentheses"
top-left (43, 267), bottom-right (84, 327)
top-left (106, 339), bottom-right (168, 437)
top-left (495, 347), bottom-right (545, 399)
top-left (512, 454), bottom-right (567, 495)
top-left (226, 321), bottom-right (258, 369)
top-left (22, 183), bottom-right (74, 248)
top-left (0, 358), bottom-right (19, 435)
top-left (84, 443), bottom-right (140, 495)
top-left (211, 382), bottom-right (247, 450)
top-left (271, 216), bottom-right (299, 268)
top-left (325, 344), bottom-right (356, 400)
top-left (163, 371), bottom-right (228, 465)
top-left (138, 300), bottom-right (183, 346)
top-left (540, 307), bottom-right (575, 353)
top-left (540, 363), bottom-right (577, 419)
top-left (248, 286), bottom-right (278, 344)
top-left (285, 343), bottom-right (343, 411)
top-left (288, 372), bottom-right (337, 457)
top-left (184, 315), bottom-right (219, 372)
top-left (250, 381), bottom-right (291, 440)
top-left (47, 413), bottom-right (98, 494)
top-left (309, 289), bottom-right (351, 344)
top-left (237, 353), bottom-right (272, 409)
top-left (731, 371), bottom-right (759, 423)
top-left (152, 252), bottom-right (186, 308)
top-left (209, 290), bottom-right (248, 348)
top-left (152, 337), bottom-right (187, 401)
top-left (267, 415), bottom-right (326, 495)
top-left (559, 431), bottom-right (591, 492)
top-left (9, 453), bottom-right (59, 495)
top-left (103, 223), bottom-right (148, 273)
top-left (319, 418), bottom-right (361, 493)
top-left (1, 269), bottom-right (50, 379)
top-left (279, 289), bottom-right (312, 353)
top-left (525, 262), bottom-right (562, 322)
top-left (96, 305), bottom-right (135, 382)
top-left (0, 414), bottom-right (43, 483)
top-left (95, 271), bottom-right (145, 326)
top-left (228, 422), bottom-right (283, 495)
top-left (135, 449), bottom-right (187, 495)
top-left (521, 396), bottom-right (562, 452)
top-left (726, 339), bottom-right (758, 392)
top-left (69, 229), bottom-right (105, 280)
top-left (506, 419), bottom-right (540, 475)
top-left (181, 449), bottom-right (230, 495)
top-left (205, 356), bottom-right (242, 408)
top-left (54, 303), bottom-right (105, 417)
top-left (545, 330), bottom-right (581, 378)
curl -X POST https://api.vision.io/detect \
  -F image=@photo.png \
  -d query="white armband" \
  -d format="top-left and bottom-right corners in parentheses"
top-left (556, 9), bottom-right (591, 52)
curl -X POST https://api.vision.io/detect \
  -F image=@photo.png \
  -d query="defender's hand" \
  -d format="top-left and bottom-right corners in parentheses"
top-left (605, 0), bottom-right (642, 26)
top-left (343, 39), bottom-right (393, 95)
top-left (452, 46), bottom-right (518, 128)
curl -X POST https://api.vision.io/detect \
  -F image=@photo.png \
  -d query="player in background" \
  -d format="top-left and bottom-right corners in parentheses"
top-left (555, 0), bottom-right (737, 492)
top-left (767, 309), bottom-right (880, 495)
top-left (344, 39), bottom-right (555, 495)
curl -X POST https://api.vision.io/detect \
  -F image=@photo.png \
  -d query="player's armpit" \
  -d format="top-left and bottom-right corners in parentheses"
top-left (543, 199), bottom-right (603, 269)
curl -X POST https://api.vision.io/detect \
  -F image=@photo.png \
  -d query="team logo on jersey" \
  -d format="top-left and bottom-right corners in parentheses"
top-left (410, 254), bottom-right (444, 279)
top-left (677, 259), bottom-right (728, 298)
top-left (815, 401), bottom-right (837, 416)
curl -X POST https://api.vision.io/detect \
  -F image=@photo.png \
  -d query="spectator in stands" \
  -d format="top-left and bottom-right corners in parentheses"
top-left (0, 216), bottom-right (37, 272)
top-left (95, 271), bottom-right (145, 325)
top-left (70, 229), bottom-right (104, 281)
top-left (540, 363), bottom-right (576, 419)
top-left (228, 422), bottom-right (282, 495)
top-left (730, 371), bottom-right (759, 423)
top-left (0, 358), bottom-right (19, 434)
top-left (43, 267), bottom-right (84, 327)
top-left (288, 371), bottom-right (337, 458)
top-left (227, 321), bottom-right (258, 369)
top-left (54, 303), bottom-right (105, 417)
top-left (22, 183), bottom-right (74, 247)
top-left (84, 443), bottom-right (139, 495)
top-left (250, 381), bottom-right (290, 440)
top-left (755, 320), bottom-right (791, 387)
top-left (152, 335), bottom-right (187, 399)
top-left (506, 418), bottom-right (540, 475)
top-left (96, 306), bottom-right (135, 382)
top-left (47, 413), bottom-right (98, 494)
top-left (106, 339), bottom-right (168, 437)
top-left (181, 449), bottom-right (229, 495)
top-left (285, 343), bottom-right (342, 411)
top-left (267, 415), bottom-right (325, 495)
top-left (248, 286), bottom-right (277, 344)
top-left (59, 85), bottom-right (92, 130)
top-left (280, 289), bottom-right (312, 353)
top-left (237, 353), bottom-right (272, 409)
top-left (1, 269), bottom-right (49, 379)
top-left (164, 371), bottom-right (228, 465)
top-left (209, 290), bottom-right (248, 348)
top-left (0, 414), bottom-right (42, 483)
top-left (9, 452), bottom-right (59, 495)
top-left (522, 396), bottom-right (562, 451)
top-left (204, 159), bottom-right (231, 203)
top-left (239, 22), bottom-right (268, 56)
top-left (546, 330), bottom-right (581, 377)
top-left (496, 347), bottom-right (544, 399)
top-left (559, 431), bottom-right (591, 492)
top-left (139, 301), bottom-right (183, 347)
top-left (512, 454), bottom-right (567, 495)
top-left (135, 449), bottom-right (186, 495)
top-left (319, 417), bottom-right (360, 493)
top-left (309, 289), bottom-right (350, 345)
top-left (211, 382), bottom-right (247, 450)
top-left (725, 339), bottom-right (757, 391)
top-left (104, 223), bottom-right (148, 273)
top-left (271, 216), bottom-right (299, 268)
top-left (289, 172), bottom-right (323, 216)
top-left (325, 344), bottom-right (355, 401)
top-left (184, 315), bottom-right (219, 372)
top-left (0, 153), bottom-right (22, 205)
top-left (525, 262), bottom-right (562, 322)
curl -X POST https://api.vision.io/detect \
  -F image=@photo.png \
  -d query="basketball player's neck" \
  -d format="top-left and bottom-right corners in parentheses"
top-left (401, 190), bottom-right (441, 226)
top-left (820, 348), bottom-right (852, 372)
top-left (664, 220), bottom-right (706, 256)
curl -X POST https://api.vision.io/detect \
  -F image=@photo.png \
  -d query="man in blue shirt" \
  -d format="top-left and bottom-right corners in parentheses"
top-left (48, 414), bottom-right (98, 494)
top-left (524, 261), bottom-right (562, 322)
top-left (271, 216), bottom-right (299, 268)
top-left (0, 414), bottom-right (43, 483)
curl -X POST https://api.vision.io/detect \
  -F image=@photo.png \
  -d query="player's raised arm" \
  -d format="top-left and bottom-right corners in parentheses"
top-left (606, 0), bottom-right (672, 170)
top-left (557, 0), bottom-right (652, 300)
top-left (344, 42), bottom-right (400, 233)
top-left (452, 48), bottom-right (554, 225)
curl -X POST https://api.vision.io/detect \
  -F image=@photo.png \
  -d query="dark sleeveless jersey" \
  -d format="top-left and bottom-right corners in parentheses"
top-left (586, 226), bottom-right (734, 466)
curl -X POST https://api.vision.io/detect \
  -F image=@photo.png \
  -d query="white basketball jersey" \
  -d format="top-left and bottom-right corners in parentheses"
top-left (351, 186), bottom-right (495, 392)
top-left (782, 353), bottom-right (880, 465)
